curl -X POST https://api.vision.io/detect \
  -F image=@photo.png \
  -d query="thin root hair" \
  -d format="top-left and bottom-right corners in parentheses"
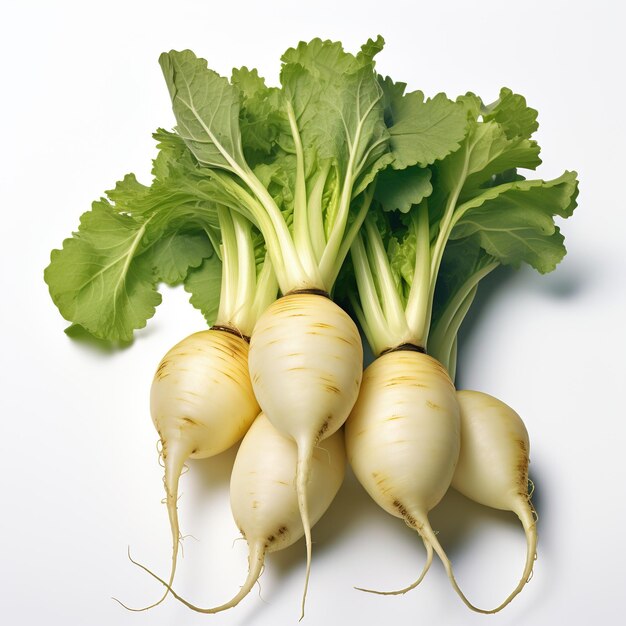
top-left (110, 547), bottom-right (171, 612)
top-left (160, 492), bottom-right (183, 506)
top-left (355, 538), bottom-right (434, 596)
top-left (256, 571), bottom-right (268, 605)
top-left (126, 542), bottom-right (267, 614)
top-left (156, 440), bottom-right (165, 467)
top-left (314, 443), bottom-right (332, 465)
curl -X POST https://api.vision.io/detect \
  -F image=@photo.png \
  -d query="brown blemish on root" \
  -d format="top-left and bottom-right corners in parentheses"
top-left (426, 400), bottom-right (441, 410)
top-left (324, 384), bottom-right (341, 395)
top-left (311, 322), bottom-right (332, 329)
top-left (335, 336), bottom-right (354, 345)
top-left (516, 439), bottom-right (530, 494)
top-left (154, 361), bottom-right (170, 380)
top-left (265, 525), bottom-right (289, 547)
top-left (222, 372), bottom-right (237, 384)
top-left (383, 380), bottom-right (407, 388)
top-left (315, 418), bottom-right (331, 443)
top-left (181, 416), bottom-right (199, 427)
top-left (392, 499), bottom-right (419, 529)
top-left (372, 472), bottom-right (388, 489)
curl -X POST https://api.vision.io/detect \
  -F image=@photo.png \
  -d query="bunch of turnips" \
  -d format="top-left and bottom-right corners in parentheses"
top-left (45, 36), bottom-right (578, 618)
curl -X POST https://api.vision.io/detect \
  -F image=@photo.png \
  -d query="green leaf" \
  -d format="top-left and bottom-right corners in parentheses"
top-left (151, 128), bottom-right (200, 181)
top-left (357, 35), bottom-right (385, 65)
top-left (281, 40), bottom-right (388, 181)
top-left (231, 66), bottom-right (267, 100)
top-left (387, 229), bottom-right (417, 304)
top-left (184, 254), bottom-right (222, 325)
top-left (106, 173), bottom-right (150, 210)
top-left (461, 122), bottom-right (541, 193)
top-left (375, 166), bottom-right (432, 212)
top-left (436, 119), bottom-right (542, 201)
top-left (134, 130), bottom-right (223, 231)
top-left (281, 37), bottom-right (381, 76)
top-left (324, 65), bottom-right (387, 168)
top-left (45, 136), bottom-right (222, 341)
top-left (232, 67), bottom-right (286, 163)
top-left (451, 171), bottom-right (579, 272)
top-left (143, 229), bottom-right (213, 286)
top-left (253, 156), bottom-right (296, 224)
top-left (160, 50), bottom-right (247, 172)
top-left (380, 77), bottom-right (468, 169)
top-left (44, 200), bottom-right (161, 341)
top-left (482, 87), bottom-right (539, 140)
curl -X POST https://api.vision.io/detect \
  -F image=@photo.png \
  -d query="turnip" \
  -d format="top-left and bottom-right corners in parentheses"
top-left (122, 207), bottom-right (276, 610)
top-left (247, 289), bottom-right (362, 610)
top-left (345, 349), bottom-right (474, 606)
top-left (453, 389), bottom-right (537, 611)
top-left (342, 89), bottom-right (578, 610)
top-left (137, 328), bottom-right (258, 608)
top-left (134, 413), bottom-right (346, 614)
top-left (343, 216), bottom-right (471, 603)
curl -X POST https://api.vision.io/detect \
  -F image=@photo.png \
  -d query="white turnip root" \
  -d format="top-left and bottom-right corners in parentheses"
top-left (345, 349), bottom-right (488, 611)
top-left (453, 389), bottom-right (537, 612)
top-left (137, 412), bottom-right (346, 614)
top-left (247, 291), bottom-right (362, 611)
top-left (125, 328), bottom-right (259, 610)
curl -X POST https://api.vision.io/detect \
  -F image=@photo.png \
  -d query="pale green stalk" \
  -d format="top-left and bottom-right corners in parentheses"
top-left (404, 202), bottom-right (434, 347)
top-left (329, 185), bottom-right (375, 289)
top-left (307, 163), bottom-right (331, 263)
top-left (350, 232), bottom-right (394, 352)
top-left (287, 102), bottom-right (322, 284)
top-left (363, 219), bottom-right (409, 342)
top-left (213, 206), bottom-right (277, 337)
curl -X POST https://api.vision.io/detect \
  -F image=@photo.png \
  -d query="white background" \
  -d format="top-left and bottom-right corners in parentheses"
top-left (1, 1), bottom-right (625, 625)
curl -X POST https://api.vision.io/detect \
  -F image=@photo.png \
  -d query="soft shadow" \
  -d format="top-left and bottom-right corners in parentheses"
top-left (190, 443), bottom-right (240, 493)
top-left (64, 323), bottom-right (134, 353)
top-left (528, 256), bottom-right (589, 299)
top-left (528, 463), bottom-right (546, 528)
top-left (430, 488), bottom-right (516, 558)
top-left (63, 317), bottom-right (167, 354)
top-left (455, 255), bottom-right (592, 388)
top-left (430, 462), bottom-right (546, 560)
top-left (454, 265), bottom-right (512, 385)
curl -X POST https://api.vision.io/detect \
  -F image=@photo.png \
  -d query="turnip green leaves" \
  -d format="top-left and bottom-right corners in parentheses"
top-left (45, 37), bottom-right (578, 347)
top-left (345, 84), bottom-right (578, 365)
